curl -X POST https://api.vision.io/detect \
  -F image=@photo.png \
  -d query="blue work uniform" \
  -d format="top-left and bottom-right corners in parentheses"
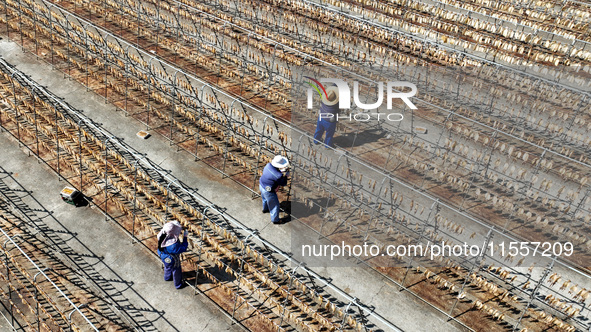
top-left (313, 102), bottom-right (339, 148)
top-left (158, 240), bottom-right (189, 289)
top-left (259, 163), bottom-right (288, 223)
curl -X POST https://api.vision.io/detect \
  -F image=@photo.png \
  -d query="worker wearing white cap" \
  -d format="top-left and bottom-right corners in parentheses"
top-left (259, 155), bottom-right (290, 224)
top-left (313, 85), bottom-right (339, 148)
top-left (157, 221), bottom-right (189, 289)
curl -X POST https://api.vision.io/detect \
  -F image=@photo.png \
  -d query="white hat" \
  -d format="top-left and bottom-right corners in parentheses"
top-left (158, 220), bottom-right (182, 248)
top-left (271, 155), bottom-right (289, 169)
top-left (321, 86), bottom-right (339, 106)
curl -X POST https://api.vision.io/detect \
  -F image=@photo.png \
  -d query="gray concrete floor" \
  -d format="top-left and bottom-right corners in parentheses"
top-left (0, 309), bottom-right (14, 331)
top-left (0, 39), bottom-right (465, 331)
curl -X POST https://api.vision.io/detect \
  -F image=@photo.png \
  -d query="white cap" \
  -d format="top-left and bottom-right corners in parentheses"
top-left (321, 86), bottom-right (339, 106)
top-left (271, 155), bottom-right (289, 169)
top-left (163, 220), bottom-right (182, 234)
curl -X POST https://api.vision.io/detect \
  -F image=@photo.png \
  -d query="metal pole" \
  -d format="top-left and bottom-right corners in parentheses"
top-left (512, 257), bottom-right (556, 331)
top-left (400, 200), bottom-right (438, 290)
top-left (338, 300), bottom-right (356, 331)
top-left (194, 100), bottom-right (203, 161)
top-left (131, 155), bottom-right (148, 242)
top-left (55, 100), bottom-right (60, 179)
top-left (2, 234), bottom-right (22, 328)
top-left (49, 5), bottom-right (55, 68)
top-left (170, 71), bottom-right (180, 143)
top-left (165, 179), bottom-right (180, 221)
top-left (65, 14), bottom-right (71, 78)
top-left (103, 136), bottom-right (116, 220)
top-left (78, 119), bottom-right (84, 190)
top-left (34, 93), bottom-right (39, 156)
top-left (363, 177), bottom-right (387, 240)
top-left (124, 46), bottom-right (130, 115)
top-left (448, 228), bottom-right (494, 318)
top-left (231, 231), bottom-right (257, 320)
top-left (320, 152), bottom-right (345, 236)
top-left (251, 116), bottom-right (269, 197)
top-left (222, 99), bottom-right (240, 177)
top-left (3, 0), bottom-right (8, 37)
top-left (84, 23), bottom-right (89, 90)
top-left (33, 268), bottom-right (50, 331)
top-left (67, 303), bottom-right (88, 332)
top-left (1, 245), bottom-right (13, 327)
top-left (193, 201), bottom-right (212, 295)
top-left (278, 264), bottom-right (301, 328)
top-left (103, 32), bottom-right (108, 103)
top-left (9, 72), bottom-right (20, 145)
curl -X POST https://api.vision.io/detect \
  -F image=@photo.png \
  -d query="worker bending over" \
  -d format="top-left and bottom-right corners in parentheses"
top-left (260, 155), bottom-right (290, 224)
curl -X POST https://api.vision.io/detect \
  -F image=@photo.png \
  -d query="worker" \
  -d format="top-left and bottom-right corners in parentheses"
top-left (313, 85), bottom-right (340, 148)
top-left (259, 155), bottom-right (290, 224)
top-left (157, 220), bottom-right (189, 289)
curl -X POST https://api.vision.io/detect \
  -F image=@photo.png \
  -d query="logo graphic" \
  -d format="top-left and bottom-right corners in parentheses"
top-left (306, 78), bottom-right (418, 110)
top-left (304, 76), bottom-right (328, 100)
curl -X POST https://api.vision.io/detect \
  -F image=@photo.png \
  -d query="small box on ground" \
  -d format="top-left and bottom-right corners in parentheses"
top-left (137, 130), bottom-right (151, 139)
top-left (415, 126), bottom-right (428, 134)
top-left (60, 187), bottom-right (83, 206)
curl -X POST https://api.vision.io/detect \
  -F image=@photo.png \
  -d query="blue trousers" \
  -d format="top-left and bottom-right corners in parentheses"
top-left (260, 184), bottom-right (280, 223)
top-left (313, 119), bottom-right (336, 147)
top-left (163, 258), bottom-right (183, 289)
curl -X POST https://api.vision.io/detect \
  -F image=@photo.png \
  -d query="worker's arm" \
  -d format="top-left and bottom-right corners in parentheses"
top-left (178, 240), bottom-right (189, 253)
top-left (277, 175), bottom-right (288, 186)
top-left (277, 170), bottom-right (289, 186)
top-left (165, 241), bottom-right (189, 254)
top-left (157, 233), bottom-right (166, 251)
top-left (179, 230), bottom-right (189, 252)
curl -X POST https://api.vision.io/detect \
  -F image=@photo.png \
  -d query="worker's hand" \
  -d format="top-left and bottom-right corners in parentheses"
top-left (280, 168), bottom-right (290, 177)
top-left (183, 230), bottom-right (188, 238)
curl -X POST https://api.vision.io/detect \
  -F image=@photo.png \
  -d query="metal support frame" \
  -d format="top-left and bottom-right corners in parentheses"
top-left (33, 268), bottom-right (51, 331)
top-left (67, 303), bottom-right (88, 332)
top-left (2, 1), bottom-right (591, 330)
top-left (0, 229), bottom-right (98, 331)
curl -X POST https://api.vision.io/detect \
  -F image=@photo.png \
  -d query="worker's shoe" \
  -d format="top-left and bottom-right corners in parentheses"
top-left (262, 209), bottom-right (269, 214)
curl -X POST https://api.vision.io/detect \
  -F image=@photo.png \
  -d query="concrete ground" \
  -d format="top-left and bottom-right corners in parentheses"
top-left (0, 309), bottom-right (12, 331)
top-left (0, 38), bottom-right (466, 331)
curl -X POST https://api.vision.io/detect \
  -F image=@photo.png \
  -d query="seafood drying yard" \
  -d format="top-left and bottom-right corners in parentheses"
top-left (0, 0), bottom-right (591, 331)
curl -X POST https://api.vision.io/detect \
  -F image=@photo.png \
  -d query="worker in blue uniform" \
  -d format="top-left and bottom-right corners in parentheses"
top-left (157, 220), bottom-right (189, 289)
top-left (313, 86), bottom-right (340, 148)
top-left (259, 155), bottom-right (290, 224)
